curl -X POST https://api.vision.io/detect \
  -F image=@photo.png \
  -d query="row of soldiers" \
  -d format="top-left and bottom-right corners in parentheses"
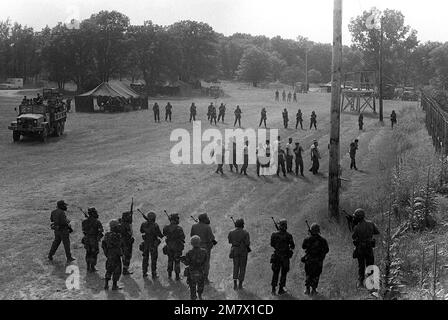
top-left (275, 90), bottom-right (298, 103)
top-left (48, 200), bottom-right (380, 299)
top-left (357, 111), bottom-right (398, 131)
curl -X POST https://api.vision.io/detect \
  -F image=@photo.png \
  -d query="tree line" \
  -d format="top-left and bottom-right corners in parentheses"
top-left (0, 8), bottom-right (447, 93)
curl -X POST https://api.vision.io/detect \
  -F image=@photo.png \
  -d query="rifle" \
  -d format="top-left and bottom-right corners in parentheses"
top-left (130, 198), bottom-right (134, 215)
top-left (137, 209), bottom-right (149, 222)
top-left (163, 210), bottom-right (171, 220)
top-left (78, 207), bottom-right (88, 218)
top-left (271, 217), bottom-right (279, 231)
top-left (305, 220), bottom-right (312, 235)
top-left (230, 216), bottom-right (236, 226)
top-left (191, 215), bottom-right (198, 223)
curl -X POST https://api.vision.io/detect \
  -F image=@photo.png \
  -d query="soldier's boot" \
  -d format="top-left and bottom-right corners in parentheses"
top-left (104, 279), bottom-right (110, 290)
top-left (198, 293), bottom-right (203, 300)
top-left (233, 280), bottom-right (238, 290)
top-left (238, 280), bottom-right (243, 290)
top-left (278, 287), bottom-right (287, 295)
top-left (271, 286), bottom-right (276, 295)
top-left (311, 288), bottom-right (318, 296)
top-left (304, 286), bottom-right (311, 295)
top-left (175, 273), bottom-right (181, 281)
top-left (112, 281), bottom-right (122, 291)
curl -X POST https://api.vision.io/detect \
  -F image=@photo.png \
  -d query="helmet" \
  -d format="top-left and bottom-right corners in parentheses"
top-left (198, 213), bottom-right (210, 224)
top-left (310, 223), bottom-right (320, 235)
top-left (57, 200), bottom-right (68, 211)
top-left (109, 219), bottom-right (120, 231)
top-left (169, 214), bottom-right (180, 224)
top-left (235, 219), bottom-right (245, 228)
top-left (88, 207), bottom-right (98, 218)
top-left (122, 211), bottom-right (133, 223)
top-left (147, 212), bottom-right (156, 222)
top-left (191, 235), bottom-right (201, 248)
top-left (354, 209), bottom-right (366, 220)
top-left (279, 219), bottom-right (288, 230)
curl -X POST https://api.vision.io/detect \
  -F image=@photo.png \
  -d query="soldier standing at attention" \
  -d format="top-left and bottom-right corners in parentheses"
top-left (183, 236), bottom-right (208, 300)
top-left (119, 211), bottom-right (134, 275)
top-left (163, 214), bottom-right (185, 280)
top-left (48, 200), bottom-right (76, 263)
top-left (153, 103), bottom-right (160, 123)
top-left (294, 142), bottom-right (305, 177)
top-left (82, 208), bottom-right (104, 272)
top-left (140, 212), bottom-right (164, 279)
top-left (228, 219), bottom-right (250, 290)
top-left (391, 110), bottom-right (397, 129)
top-left (296, 109), bottom-right (304, 130)
top-left (189, 103), bottom-right (197, 122)
top-left (165, 102), bottom-right (173, 122)
top-left (218, 103), bottom-right (226, 123)
top-left (207, 103), bottom-right (214, 121)
top-left (359, 113), bottom-right (364, 131)
top-left (349, 139), bottom-right (359, 171)
top-left (240, 140), bottom-right (249, 176)
top-left (102, 220), bottom-right (123, 290)
top-left (190, 213), bottom-right (217, 284)
top-left (352, 209), bottom-right (380, 288)
top-left (282, 109), bottom-right (289, 129)
top-left (301, 224), bottom-right (329, 296)
top-left (310, 111), bottom-right (317, 130)
top-left (270, 219), bottom-right (295, 295)
top-left (259, 108), bottom-right (267, 128)
top-left (285, 138), bottom-right (294, 174)
top-left (234, 106), bottom-right (242, 127)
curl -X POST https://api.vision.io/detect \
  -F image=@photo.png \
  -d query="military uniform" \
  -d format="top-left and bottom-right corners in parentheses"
top-left (165, 103), bottom-right (173, 122)
top-left (285, 140), bottom-right (294, 173)
top-left (240, 143), bottom-right (249, 176)
top-left (190, 104), bottom-right (197, 122)
top-left (102, 220), bottom-right (122, 290)
top-left (391, 111), bottom-right (397, 129)
top-left (310, 112), bottom-right (317, 130)
top-left (153, 103), bottom-right (160, 122)
top-left (310, 142), bottom-right (321, 175)
top-left (270, 221), bottom-right (295, 295)
top-left (359, 114), bottom-right (364, 131)
top-left (234, 107), bottom-right (242, 127)
top-left (277, 148), bottom-right (287, 177)
top-left (190, 214), bottom-right (216, 283)
top-left (294, 143), bottom-right (305, 176)
top-left (229, 140), bottom-right (239, 173)
top-left (48, 201), bottom-right (75, 262)
top-left (81, 208), bottom-right (104, 272)
top-left (259, 109), bottom-right (267, 128)
top-left (163, 215), bottom-right (185, 280)
top-left (275, 91), bottom-right (280, 102)
top-left (228, 219), bottom-right (250, 290)
top-left (119, 212), bottom-right (134, 275)
top-left (140, 213), bottom-right (164, 278)
top-left (283, 109), bottom-right (289, 129)
top-left (207, 104), bottom-right (213, 121)
top-left (350, 141), bottom-right (358, 170)
top-left (183, 236), bottom-right (208, 300)
top-left (218, 104), bottom-right (226, 123)
top-left (296, 110), bottom-right (303, 130)
top-left (210, 106), bottom-right (217, 125)
top-left (302, 224), bottom-right (329, 295)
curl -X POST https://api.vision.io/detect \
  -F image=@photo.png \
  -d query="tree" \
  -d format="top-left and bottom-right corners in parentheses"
top-left (430, 43), bottom-right (448, 90)
top-left (308, 69), bottom-right (322, 83)
top-left (280, 66), bottom-right (305, 87)
top-left (237, 46), bottom-right (271, 87)
top-left (269, 52), bottom-right (287, 82)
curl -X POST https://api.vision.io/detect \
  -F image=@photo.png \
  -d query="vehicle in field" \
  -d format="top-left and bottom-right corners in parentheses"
top-left (8, 92), bottom-right (67, 142)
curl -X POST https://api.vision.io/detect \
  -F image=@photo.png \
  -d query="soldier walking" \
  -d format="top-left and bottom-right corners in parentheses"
top-left (140, 212), bottom-right (164, 279)
top-left (234, 106), bottom-right (242, 127)
top-left (310, 111), bottom-right (317, 130)
top-left (296, 109), bottom-right (304, 130)
top-left (228, 219), bottom-right (250, 290)
top-left (153, 103), bottom-right (160, 123)
top-left (358, 113), bottom-right (364, 131)
top-left (119, 211), bottom-right (134, 275)
top-left (349, 139), bottom-right (359, 171)
top-left (270, 219), bottom-right (295, 295)
top-left (190, 213), bottom-right (217, 284)
top-left (301, 224), bottom-right (329, 296)
top-left (165, 102), bottom-right (173, 122)
top-left (102, 220), bottom-right (123, 290)
top-left (259, 108), bottom-right (267, 128)
top-left (82, 208), bottom-right (104, 272)
top-left (218, 103), bottom-right (226, 123)
top-left (48, 200), bottom-right (76, 263)
top-left (282, 109), bottom-right (289, 129)
top-left (294, 142), bottom-right (305, 177)
top-left (183, 236), bottom-right (208, 300)
top-left (285, 138), bottom-right (294, 174)
top-left (189, 103), bottom-right (197, 122)
top-left (352, 209), bottom-right (380, 288)
top-left (163, 214), bottom-right (185, 280)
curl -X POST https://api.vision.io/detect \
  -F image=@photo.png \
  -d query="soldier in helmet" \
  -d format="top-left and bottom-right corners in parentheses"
top-left (118, 211), bottom-right (134, 275)
top-left (102, 220), bottom-right (123, 290)
top-left (228, 218), bottom-right (250, 290)
top-left (153, 103), bottom-right (160, 123)
top-left (218, 103), bottom-right (226, 123)
top-left (81, 208), bottom-right (104, 272)
top-left (165, 102), bottom-right (173, 122)
top-left (282, 109), bottom-right (289, 129)
top-left (183, 235), bottom-right (208, 300)
top-left (190, 213), bottom-right (217, 284)
top-left (270, 219), bottom-right (295, 295)
top-left (352, 209), bottom-right (380, 288)
top-left (163, 214), bottom-right (185, 280)
top-left (301, 223), bottom-right (329, 296)
top-left (48, 200), bottom-right (76, 263)
top-left (189, 103), bottom-right (197, 122)
top-left (234, 106), bottom-right (242, 128)
top-left (140, 212), bottom-right (164, 279)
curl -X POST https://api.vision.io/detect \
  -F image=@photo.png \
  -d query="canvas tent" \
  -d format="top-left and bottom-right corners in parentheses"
top-left (75, 82), bottom-right (147, 112)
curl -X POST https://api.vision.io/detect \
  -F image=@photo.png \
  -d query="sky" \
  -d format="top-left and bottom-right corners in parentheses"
top-left (1, 0), bottom-right (447, 45)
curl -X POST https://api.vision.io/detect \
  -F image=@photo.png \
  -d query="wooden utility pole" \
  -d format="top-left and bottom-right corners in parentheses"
top-left (329, 0), bottom-right (343, 220)
top-left (379, 17), bottom-right (384, 122)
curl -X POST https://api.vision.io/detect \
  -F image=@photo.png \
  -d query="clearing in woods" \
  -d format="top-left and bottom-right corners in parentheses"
top-left (0, 81), bottom-right (415, 300)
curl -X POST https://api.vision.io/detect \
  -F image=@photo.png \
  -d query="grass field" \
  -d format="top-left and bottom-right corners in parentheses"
top-left (0, 81), bottom-right (416, 300)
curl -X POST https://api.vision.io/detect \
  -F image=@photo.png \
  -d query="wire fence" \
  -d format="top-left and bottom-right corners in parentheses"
top-left (421, 92), bottom-right (448, 156)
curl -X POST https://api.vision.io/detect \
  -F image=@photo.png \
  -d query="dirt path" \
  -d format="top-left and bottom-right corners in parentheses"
top-left (0, 82), bottom-right (412, 300)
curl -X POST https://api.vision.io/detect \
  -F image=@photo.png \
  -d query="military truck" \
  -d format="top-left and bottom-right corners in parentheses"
top-left (8, 93), bottom-right (67, 143)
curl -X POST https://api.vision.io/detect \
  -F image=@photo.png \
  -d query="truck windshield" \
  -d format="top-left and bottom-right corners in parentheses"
top-left (19, 105), bottom-right (46, 115)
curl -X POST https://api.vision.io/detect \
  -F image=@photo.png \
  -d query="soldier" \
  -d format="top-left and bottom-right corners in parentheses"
top-left (228, 137), bottom-right (239, 173)
top-left (301, 224), bottom-right (329, 296)
top-left (81, 208), bottom-right (104, 272)
top-left (189, 103), bottom-right (197, 122)
top-left (36, 93), bottom-right (43, 105)
top-left (119, 211), bottom-right (134, 275)
top-left (359, 113), bottom-right (364, 131)
top-left (21, 96), bottom-right (28, 105)
top-left (282, 108), bottom-right (289, 129)
top-left (211, 139), bottom-right (225, 175)
top-left (102, 220), bottom-right (123, 290)
top-left (256, 143), bottom-right (263, 177)
top-left (270, 219), bottom-right (295, 295)
top-left (183, 235), bottom-right (208, 300)
top-left (240, 140), bottom-right (249, 176)
top-left (285, 138), bottom-right (294, 174)
top-left (218, 103), bottom-right (226, 123)
top-left (310, 111), bottom-right (317, 130)
top-left (207, 103), bottom-right (214, 121)
top-left (352, 209), bottom-right (380, 288)
top-left (293, 92), bottom-right (298, 103)
top-left (349, 139), bottom-right (359, 171)
top-left (296, 109), bottom-right (304, 130)
top-left (310, 140), bottom-right (321, 175)
top-left (234, 106), bottom-right (242, 128)
top-left (48, 200), bottom-right (75, 263)
top-left (140, 212), bottom-right (164, 279)
top-left (391, 110), bottom-right (397, 129)
top-left (275, 90), bottom-right (280, 102)
top-left (259, 108), bottom-right (267, 128)
top-left (287, 92), bottom-right (292, 103)
top-left (210, 104), bottom-right (217, 125)
top-left (277, 146), bottom-right (287, 178)
top-left (163, 214), bottom-right (185, 280)
top-left (165, 102), bottom-right (173, 122)
top-left (282, 90), bottom-right (286, 102)
top-left (294, 142), bottom-right (305, 177)
top-left (228, 218), bottom-right (250, 290)
top-left (191, 213), bottom-right (217, 284)
top-left (153, 103), bottom-right (160, 123)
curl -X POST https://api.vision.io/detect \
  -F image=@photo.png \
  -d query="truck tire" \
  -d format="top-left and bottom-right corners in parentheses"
top-left (13, 131), bottom-right (21, 142)
top-left (41, 127), bottom-right (48, 143)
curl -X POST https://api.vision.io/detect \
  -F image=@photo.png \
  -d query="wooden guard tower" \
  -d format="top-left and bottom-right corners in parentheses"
top-left (341, 71), bottom-right (377, 114)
